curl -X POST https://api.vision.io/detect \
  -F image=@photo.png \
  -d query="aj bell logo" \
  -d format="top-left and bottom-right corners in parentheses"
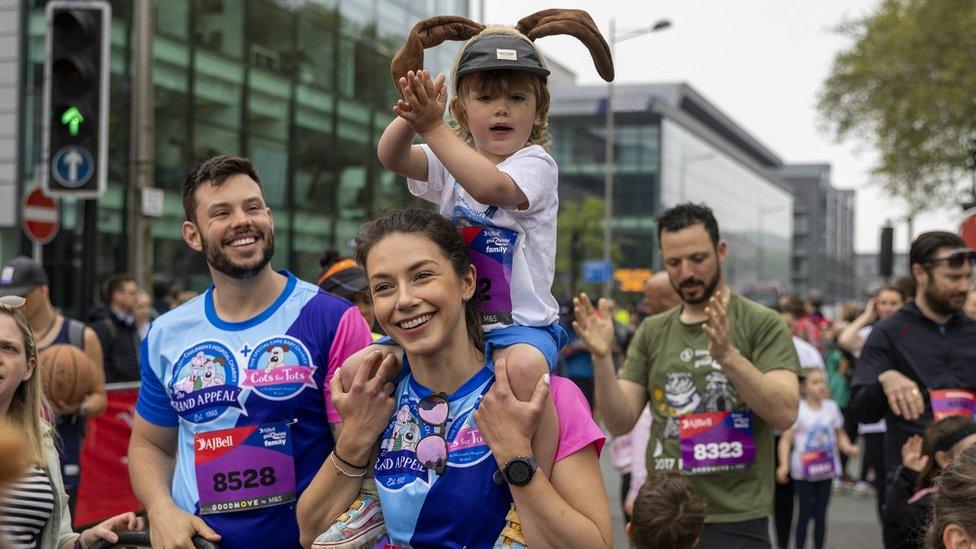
top-left (197, 434), bottom-right (234, 452)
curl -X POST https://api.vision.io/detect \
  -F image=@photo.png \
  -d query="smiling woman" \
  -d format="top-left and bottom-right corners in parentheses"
top-left (297, 208), bottom-right (613, 549)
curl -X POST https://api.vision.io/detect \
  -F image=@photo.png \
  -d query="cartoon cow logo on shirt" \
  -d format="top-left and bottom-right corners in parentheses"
top-left (244, 336), bottom-right (316, 400)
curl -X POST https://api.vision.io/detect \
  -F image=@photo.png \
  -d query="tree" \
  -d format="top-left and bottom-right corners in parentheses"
top-left (555, 196), bottom-right (621, 299)
top-left (818, 0), bottom-right (976, 211)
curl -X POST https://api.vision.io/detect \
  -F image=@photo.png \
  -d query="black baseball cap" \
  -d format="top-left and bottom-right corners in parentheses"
top-left (455, 34), bottom-right (550, 80)
top-left (0, 256), bottom-right (49, 297)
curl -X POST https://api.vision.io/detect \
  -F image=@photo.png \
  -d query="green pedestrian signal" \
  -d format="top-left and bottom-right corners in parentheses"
top-left (61, 106), bottom-right (83, 136)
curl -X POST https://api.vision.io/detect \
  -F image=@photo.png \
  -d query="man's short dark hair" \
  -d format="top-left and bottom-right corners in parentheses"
top-left (908, 231), bottom-right (966, 281)
top-left (182, 155), bottom-right (263, 222)
top-left (104, 273), bottom-right (136, 304)
top-left (656, 203), bottom-right (720, 247)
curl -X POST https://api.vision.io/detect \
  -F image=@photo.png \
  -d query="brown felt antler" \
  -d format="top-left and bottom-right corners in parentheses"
top-left (391, 16), bottom-right (486, 90)
top-left (517, 9), bottom-right (614, 82)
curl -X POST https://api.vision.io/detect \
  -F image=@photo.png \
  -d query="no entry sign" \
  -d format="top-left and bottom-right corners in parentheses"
top-left (962, 208), bottom-right (976, 249)
top-left (21, 188), bottom-right (59, 245)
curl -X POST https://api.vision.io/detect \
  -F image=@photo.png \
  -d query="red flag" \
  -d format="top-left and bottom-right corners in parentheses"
top-left (74, 385), bottom-right (142, 526)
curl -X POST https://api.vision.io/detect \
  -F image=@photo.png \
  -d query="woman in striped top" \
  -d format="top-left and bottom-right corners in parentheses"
top-left (0, 297), bottom-right (143, 548)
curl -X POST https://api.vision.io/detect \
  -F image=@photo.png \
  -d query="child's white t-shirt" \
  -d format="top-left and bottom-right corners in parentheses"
top-left (789, 399), bottom-right (844, 481)
top-left (407, 144), bottom-right (559, 330)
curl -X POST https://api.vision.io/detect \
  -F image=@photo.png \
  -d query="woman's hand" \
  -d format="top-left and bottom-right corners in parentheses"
top-left (394, 70), bottom-right (447, 135)
top-left (330, 351), bottom-right (398, 455)
top-left (901, 434), bottom-right (929, 473)
top-left (474, 358), bottom-right (550, 465)
top-left (79, 511), bottom-right (145, 548)
top-left (572, 293), bottom-right (615, 359)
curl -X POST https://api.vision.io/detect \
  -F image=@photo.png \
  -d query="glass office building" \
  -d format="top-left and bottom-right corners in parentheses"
top-left (10, 0), bottom-right (470, 312)
top-left (550, 83), bottom-right (793, 297)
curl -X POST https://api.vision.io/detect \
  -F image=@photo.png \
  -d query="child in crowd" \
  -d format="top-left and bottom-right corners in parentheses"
top-left (627, 471), bottom-right (706, 549)
top-left (925, 444), bottom-right (976, 549)
top-left (884, 416), bottom-right (976, 549)
top-left (316, 12), bottom-right (614, 548)
top-left (777, 367), bottom-right (859, 549)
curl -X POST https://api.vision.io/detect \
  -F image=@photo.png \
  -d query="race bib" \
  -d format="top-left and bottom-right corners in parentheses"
top-left (460, 224), bottom-right (517, 325)
top-left (194, 422), bottom-right (296, 515)
top-left (679, 410), bottom-right (756, 475)
top-left (801, 449), bottom-right (836, 481)
top-left (929, 389), bottom-right (976, 421)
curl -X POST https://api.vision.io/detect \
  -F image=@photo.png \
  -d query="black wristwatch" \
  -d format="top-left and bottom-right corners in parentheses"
top-left (498, 456), bottom-right (538, 486)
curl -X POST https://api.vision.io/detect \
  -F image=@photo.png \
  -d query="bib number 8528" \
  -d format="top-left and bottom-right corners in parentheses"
top-left (693, 441), bottom-right (743, 461)
top-left (212, 467), bottom-right (276, 492)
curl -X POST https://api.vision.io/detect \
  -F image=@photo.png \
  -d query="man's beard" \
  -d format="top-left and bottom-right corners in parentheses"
top-left (924, 283), bottom-right (965, 316)
top-left (201, 229), bottom-right (275, 280)
top-left (671, 267), bottom-right (721, 305)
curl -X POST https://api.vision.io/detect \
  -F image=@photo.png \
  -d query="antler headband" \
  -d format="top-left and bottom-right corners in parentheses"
top-left (390, 9), bottom-right (614, 93)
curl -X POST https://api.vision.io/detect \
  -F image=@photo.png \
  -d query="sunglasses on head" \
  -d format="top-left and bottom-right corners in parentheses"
top-left (0, 295), bottom-right (26, 308)
top-left (924, 248), bottom-right (976, 269)
top-left (415, 392), bottom-right (449, 475)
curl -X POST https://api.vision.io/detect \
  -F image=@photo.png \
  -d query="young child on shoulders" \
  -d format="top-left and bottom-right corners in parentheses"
top-left (777, 367), bottom-right (859, 549)
top-left (316, 13), bottom-right (613, 549)
top-left (627, 471), bottom-right (706, 549)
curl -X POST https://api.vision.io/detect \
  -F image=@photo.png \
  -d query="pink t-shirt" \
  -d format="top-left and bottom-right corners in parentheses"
top-left (323, 307), bottom-right (374, 422)
top-left (551, 375), bottom-right (606, 461)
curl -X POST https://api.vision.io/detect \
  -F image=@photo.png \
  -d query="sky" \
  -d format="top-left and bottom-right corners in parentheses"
top-left (482, 0), bottom-right (965, 253)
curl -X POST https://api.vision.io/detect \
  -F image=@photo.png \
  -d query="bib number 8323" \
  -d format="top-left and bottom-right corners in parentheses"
top-left (212, 467), bottom-right (277, 492)
top-left (693, 441), bottom-right (743, 461)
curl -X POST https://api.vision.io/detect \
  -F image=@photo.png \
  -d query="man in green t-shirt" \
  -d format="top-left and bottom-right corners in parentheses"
top-left (575, 203), bottom-right (800, 549)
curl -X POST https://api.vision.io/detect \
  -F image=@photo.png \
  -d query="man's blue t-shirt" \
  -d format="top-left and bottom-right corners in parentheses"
top-left (136, 273), bottom-right (371, 548)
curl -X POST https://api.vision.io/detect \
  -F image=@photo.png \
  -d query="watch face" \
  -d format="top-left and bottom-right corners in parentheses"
top-left (506, 459), bottom-right (534, 485)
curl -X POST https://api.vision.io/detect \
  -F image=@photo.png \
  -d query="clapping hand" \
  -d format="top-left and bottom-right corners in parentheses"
top-left (702, 289), bottom-right (736, 365)
top-left (572, 292), bottom-right (615, 359)
top-left (393, 70), bottom-right (447, 135)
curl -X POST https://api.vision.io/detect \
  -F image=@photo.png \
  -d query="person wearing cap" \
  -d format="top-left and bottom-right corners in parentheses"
top-left (0, 256), bottom-right (106, 514)
top-left (319, 11), bottom-right (614, 548)
top-left (316, 248), bottom-right (377, 337)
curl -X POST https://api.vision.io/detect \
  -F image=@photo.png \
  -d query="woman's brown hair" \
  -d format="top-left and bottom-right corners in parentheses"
top-left (925, 444), bottom-right (976, 549)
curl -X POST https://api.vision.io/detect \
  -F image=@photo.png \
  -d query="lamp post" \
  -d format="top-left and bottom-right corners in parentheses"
top-left (602, 17), bottom-right (672, 297)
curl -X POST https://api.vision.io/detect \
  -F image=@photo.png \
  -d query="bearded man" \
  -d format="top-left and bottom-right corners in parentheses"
top-left (850, 232), bottom-right (976, 529)
top-left (579, 203), bottom-right (800, 549)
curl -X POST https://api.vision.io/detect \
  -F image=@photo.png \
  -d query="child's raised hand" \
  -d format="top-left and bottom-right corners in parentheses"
top-left (901, 434), bottom-right (929, 472)
top-left (394, 70), bottom-right (447, 135)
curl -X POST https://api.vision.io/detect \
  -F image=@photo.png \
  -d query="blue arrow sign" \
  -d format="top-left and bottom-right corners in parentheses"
top-left (51, 146), bottom-right (94, 188)
top-left (582, 260), bottom-right (613, 284)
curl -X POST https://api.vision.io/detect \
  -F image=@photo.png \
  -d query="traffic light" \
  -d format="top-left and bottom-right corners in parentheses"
top-left (42, 1), bottom-right (110, 198)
